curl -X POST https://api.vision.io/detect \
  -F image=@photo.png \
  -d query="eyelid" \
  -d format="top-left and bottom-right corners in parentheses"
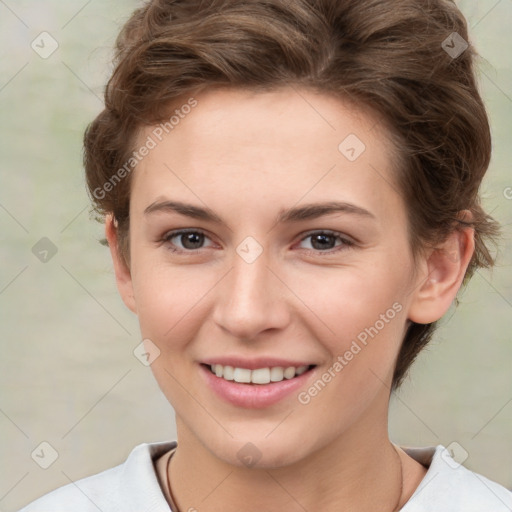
top-left (161, 228), bottom-right (355, 255)
top-left (294, 229), bottom-right (356, 254)
top-left (162, 228), bottom-right (216, 253)
top-left (298, 228), bottom-right (355, 243)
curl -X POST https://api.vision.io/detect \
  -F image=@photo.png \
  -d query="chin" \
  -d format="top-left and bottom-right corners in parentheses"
top-left (200, 427), bottom-right (320, 470)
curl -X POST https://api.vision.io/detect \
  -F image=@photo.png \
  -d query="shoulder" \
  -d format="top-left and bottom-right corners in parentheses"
top-left (402, 445), bottom-right (512, 512)
top-left (18, 464), bottom-right (124, 512)
top-left (18, 441), bottom-right (176, 512)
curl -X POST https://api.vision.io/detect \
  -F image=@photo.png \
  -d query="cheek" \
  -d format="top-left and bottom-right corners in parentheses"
top-left (294, 259), bottom-right (408, 346)
top-left (131, 263), bottom-right (214, 404)
top-left (297, 270), bottom-right (408, 418)
top-left (294, 265), bottom-right (410, 409)
top-left (131, 259), bottom-right (215, 350)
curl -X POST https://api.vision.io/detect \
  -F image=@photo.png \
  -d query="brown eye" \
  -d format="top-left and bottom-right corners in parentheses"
top-left (298, 230), bottom-right (354, 254)
top-left (163, 230), bottom-right (213, 252)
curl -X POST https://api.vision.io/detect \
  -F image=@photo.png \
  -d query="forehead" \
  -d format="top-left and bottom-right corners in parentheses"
top-left (142, 86), bottom-right (388, 160)
top-left (131, 87), bottom-right (404, 223)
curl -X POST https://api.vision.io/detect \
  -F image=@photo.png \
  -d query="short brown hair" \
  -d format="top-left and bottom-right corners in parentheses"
top-left (83, 0), bottom-right (500, 389)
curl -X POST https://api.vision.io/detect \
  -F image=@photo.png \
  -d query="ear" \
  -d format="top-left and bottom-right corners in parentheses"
top-left (407, 211), bottom-right (475, 324)
top-left (105, 214), bottom-right (137, 314)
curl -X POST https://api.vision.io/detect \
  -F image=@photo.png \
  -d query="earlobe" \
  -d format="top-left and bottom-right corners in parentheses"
top-left (105, 215), bottom-right (137, 314)
top-left (407, 217), bottom-right (475, 325)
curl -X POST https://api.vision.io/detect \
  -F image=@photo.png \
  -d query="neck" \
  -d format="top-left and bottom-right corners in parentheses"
top-left (168, 393), bottom-right (407, 512)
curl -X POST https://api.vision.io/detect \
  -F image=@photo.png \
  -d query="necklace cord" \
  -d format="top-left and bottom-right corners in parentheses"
top-left (166, 448), bottom-right (180, 512)
top-left (165, 444), bottom-right (404, 512)
top-left (392, 443), bottom-right (404, 512)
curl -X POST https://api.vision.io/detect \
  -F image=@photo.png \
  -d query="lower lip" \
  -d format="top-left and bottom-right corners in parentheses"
top-left (199, 364), bottom-right (315, 409)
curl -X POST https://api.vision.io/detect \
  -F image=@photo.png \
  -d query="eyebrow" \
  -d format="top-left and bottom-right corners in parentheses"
top-left (143, 199), bottom-right (376, 225)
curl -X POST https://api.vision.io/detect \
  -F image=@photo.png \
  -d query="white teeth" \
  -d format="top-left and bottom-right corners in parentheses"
top-left (223, 365), bottom-right (235, 381)
top-left (208, 364), bottom-right (311, 384)
top-left (269, 367), bottom-right (284, 381)
top-left (251, 368), bottom-right (271, 384)
top-left (283, 367), bottom-right (296, 379)
top-left (233, 367), bottom-right (251, 383)
top-left (295, 365), bottom-right (308, 376)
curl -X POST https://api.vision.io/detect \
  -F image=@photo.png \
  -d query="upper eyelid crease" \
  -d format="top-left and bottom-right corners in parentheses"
top-left (162, 229), bottom-right (354, 253)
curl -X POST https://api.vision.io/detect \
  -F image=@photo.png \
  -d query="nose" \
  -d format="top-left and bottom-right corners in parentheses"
top-left (212, 249), bottom-right (290, 341)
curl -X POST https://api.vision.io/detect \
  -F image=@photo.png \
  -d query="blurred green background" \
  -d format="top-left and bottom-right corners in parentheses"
top-left (0, 1), bottom-right (511, 510)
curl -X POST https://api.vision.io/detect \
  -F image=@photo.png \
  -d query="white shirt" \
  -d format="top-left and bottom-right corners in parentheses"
top-left (18, 441), bottom-right (512, 511)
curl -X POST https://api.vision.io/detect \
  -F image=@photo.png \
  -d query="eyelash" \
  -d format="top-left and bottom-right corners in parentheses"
top-left (161, 229), bottom-right (355, 256)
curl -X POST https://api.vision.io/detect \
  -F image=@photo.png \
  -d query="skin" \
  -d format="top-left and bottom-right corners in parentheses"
top-left (105, 87), bottom-right (474, 511)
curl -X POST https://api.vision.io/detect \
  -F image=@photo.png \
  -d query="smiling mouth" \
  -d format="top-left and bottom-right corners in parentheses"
top-left (203, 363), bottom-right (316, 385)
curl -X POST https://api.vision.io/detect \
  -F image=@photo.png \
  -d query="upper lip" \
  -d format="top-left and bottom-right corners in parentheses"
top-left (201, 357), bottom-right (316, 370)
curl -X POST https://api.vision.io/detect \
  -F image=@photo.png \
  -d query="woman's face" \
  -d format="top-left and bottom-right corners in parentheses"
top-left (120, 87), bottom-right (425, 467)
